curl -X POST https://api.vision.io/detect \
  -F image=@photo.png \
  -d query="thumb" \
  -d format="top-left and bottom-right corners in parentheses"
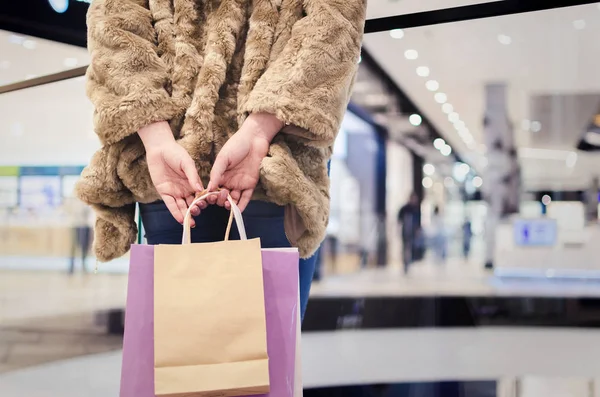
top-left (181, 157), bottom-right (203, 192)
top-left (208, 152), bottom-right (229, 191)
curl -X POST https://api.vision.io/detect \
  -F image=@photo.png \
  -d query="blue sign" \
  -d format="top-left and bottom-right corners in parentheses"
top-left (513, 219), bottom-right (557, 247)
top-left (20, 166), bottom-right (60, 176)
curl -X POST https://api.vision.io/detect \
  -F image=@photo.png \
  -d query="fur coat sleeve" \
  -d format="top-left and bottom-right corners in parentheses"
top-left (86, 0), bottom-right (179, 145)
top-left (243, 0), bottom-right (367, 147)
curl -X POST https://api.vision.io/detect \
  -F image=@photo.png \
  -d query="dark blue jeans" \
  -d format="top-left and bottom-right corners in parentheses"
top-left (139, 200), bottom-right (317, 320)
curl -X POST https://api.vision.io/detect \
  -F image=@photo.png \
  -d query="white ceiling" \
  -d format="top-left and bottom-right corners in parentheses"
top-left (0, 31), bottom-right (94, 166)
top-left (1, 2), bottom-right (599, 191)
top-left (0, 30), bottom-right (89, 85)
top-left (364, 3), bottom-right (600, 190)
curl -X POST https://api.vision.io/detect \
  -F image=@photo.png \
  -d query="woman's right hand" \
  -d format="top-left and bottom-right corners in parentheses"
top-left (139, 121), bottom-right (205, 226)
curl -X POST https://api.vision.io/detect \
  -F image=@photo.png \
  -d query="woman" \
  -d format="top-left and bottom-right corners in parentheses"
top-left (75, 0), bottom-right (366, 318)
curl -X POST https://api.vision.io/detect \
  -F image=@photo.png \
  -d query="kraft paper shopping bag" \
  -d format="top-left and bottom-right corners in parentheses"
top-left (120, 247), bottom-right (302, 397)
top-left (153, 193), bottom-right (269, 397)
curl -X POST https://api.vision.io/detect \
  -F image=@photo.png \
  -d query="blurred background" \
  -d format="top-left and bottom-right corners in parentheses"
top-left (3, 1), bottom-right (600, 396)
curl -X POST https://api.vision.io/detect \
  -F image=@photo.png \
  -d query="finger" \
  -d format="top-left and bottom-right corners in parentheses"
top-left (198, 200), bottom-right (208, 210)
top-left (208, 153), bottom-right (229, 191)
top-left (216, 189), bottom-right (229, 207)
top-left (230, 190), bottom-right (241, 204)
top-left (207, 194), bottom-right (218, 205)
top-left (163, 196), bottom-right (184, 224)
top-left (225, 190), bottom-right (240, 211)
top-left (181, 158), bottom-right (203, 192)
top-left (238, 189), bottom-right (253, 212)
top-left (176, 197), bottom-right (191, 226)
top-left (185, 195), bottom-right (201, 217)
top-left (185, 195), bottom-right (195, 207)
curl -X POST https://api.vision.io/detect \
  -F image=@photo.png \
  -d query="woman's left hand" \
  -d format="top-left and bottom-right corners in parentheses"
top-left (208, 113), bottom-right (283, 211)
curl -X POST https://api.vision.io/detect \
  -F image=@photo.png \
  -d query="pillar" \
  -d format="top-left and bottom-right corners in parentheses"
top-left (482, 83), bottom-right (520, 269)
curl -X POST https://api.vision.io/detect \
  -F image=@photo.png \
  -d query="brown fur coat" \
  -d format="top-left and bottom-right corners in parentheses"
top-left (75, 0), bottom-right (366, 261)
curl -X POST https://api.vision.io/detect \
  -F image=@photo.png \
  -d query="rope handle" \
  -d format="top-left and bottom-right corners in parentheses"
top-left (182, 190), bottom-right (247, 244)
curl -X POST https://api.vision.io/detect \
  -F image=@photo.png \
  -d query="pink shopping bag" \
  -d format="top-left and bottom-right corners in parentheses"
top-left (120, 194), bottom-right (301, 397)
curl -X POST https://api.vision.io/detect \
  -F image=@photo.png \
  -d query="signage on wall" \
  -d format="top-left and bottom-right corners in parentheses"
top-left (0, 0), bottom-right (91, 47)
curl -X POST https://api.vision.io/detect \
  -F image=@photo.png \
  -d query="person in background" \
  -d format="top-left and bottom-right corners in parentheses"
top-left (65, 198), bottom-right (93, 274)
top-left (75, 0), bottom-right (367, 320)
top-left (429, 206), bottom-right (447, 263)
top-left (398, 192), bottom-right (422, 273)
top-left (462, 217), bottom-right (473, 260)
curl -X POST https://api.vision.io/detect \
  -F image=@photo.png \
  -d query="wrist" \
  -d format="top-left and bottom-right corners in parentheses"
top-left (243, 113), bottom-right (283, 142)
top-left (138, 121), bottom-right (175, 151)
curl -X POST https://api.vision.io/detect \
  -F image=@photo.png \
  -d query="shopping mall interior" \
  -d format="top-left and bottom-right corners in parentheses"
top-left (3, 1), bottom-right (600, 396)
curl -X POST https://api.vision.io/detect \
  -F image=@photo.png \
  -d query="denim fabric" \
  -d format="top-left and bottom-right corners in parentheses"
top-left (139, 200), bottom-right (317, 320)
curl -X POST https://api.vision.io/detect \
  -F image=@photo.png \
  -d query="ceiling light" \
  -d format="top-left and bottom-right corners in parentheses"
top-left (497, 34), bottom-right (512, 45)
top-left (426, 80), bottom-right (439, 91)
top-left (473, 176), bottom-right (483, 188)
top-left (442, 103), bottom-right (453, 114)
top-left (416, 66), bottom-right (430, 77)
top-left (423, 163), bottom-right (435, 176)
top-left (542, 195), bottom-right (552, 206)
top-left (454, 120), bottom-right (466, 129)
top-left (422, 177), bottom-right (433, 189)
top-left (573, 19), bottom-right (586, 30)
top-left (444, 177), bottom-right (455, 188)
top-left (0, 60), bottom-right (9, 69)
top-left (440, 145), bottom-right (452, 156)
top-left (433, 138), bottom-right (446, 150)
top-left (434, 92), bottom-right (447, 104)
top-left (404, 49), bottom-right (418, 60)
top-left (530, 121), bottom-right (542, 132)
top-left (390, 29), bottom-right (404, 39)
top-left (448, 112), bottom-right (460, 123)
top-left (409, 113), bottom-right (422, 127)
top-left (459, 163), bottom-right (470, 175)
top-left (466, 141), bottom-right (477, 150)
top-left (22, 39), bottom-right (37, 50)
top-left (521, 119), bottom-right (531, 130)
top-left (63, 57), bottom-right (78, 67)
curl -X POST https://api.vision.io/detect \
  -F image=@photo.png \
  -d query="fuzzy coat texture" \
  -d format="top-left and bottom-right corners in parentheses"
top-left (75, 0), bottom-right (366, 261)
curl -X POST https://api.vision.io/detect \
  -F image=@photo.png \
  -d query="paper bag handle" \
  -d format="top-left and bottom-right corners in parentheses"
top-left (182, 190), bottom-right (247, 244)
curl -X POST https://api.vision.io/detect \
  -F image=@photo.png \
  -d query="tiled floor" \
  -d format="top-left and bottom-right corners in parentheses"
top-left (0, 270), bottom-right (127, 373)
top-left (2, 329), bottom-right (600, 396)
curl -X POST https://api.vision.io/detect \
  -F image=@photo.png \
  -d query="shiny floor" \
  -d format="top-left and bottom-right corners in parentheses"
top-left (3, 256), bottom-right (600, 373)
top-left (2, 329), bottom-right (600, 396)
